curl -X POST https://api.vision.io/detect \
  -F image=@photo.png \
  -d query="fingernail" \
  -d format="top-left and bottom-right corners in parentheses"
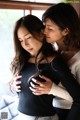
top-left (32, 78), bottom-right (36, 82)
top-left (39, 75), bottom-right (42, 77)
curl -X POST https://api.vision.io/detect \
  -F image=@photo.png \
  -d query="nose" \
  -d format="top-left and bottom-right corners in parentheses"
top-left (43, 27), bottom-right (47, 35)
top-left (25, 40), bottom-right (29, 45)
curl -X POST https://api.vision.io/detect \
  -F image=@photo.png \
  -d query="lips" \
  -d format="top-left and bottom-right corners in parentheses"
top-left (27, 48), bottom-right (33, 52)
top-left (45, 35), bottom-right (50, 38)
top-left (46, 37), bottom-right (50, 38)
top-left (46, 37), bottom-right (50, 39)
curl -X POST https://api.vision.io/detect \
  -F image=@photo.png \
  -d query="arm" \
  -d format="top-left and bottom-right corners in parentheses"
top-left (30, 56), bottom-right (80, 100)
top-left (49, 82), bottom-right (73, 102)
top-left (51, 56), bottom-right (80, 120)
top-left (29, 76), bottom-right (73, 102)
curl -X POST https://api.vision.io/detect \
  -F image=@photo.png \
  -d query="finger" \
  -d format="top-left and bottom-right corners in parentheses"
top-left (32, 92), bottom-right (42, 95)
top-left (31, 78), bottom-right (44, 86)
top-left (13, 76), bottom-right (22, 82)
top-left (16, 89), bottom-right (21, 92)
top-left (17, 85), bottom-right (21, 89)
top-left (39, 75), bottom-right (50, 82)
top-left (14, 81), bottom-right (21, 87)
top-left (29, 86), bottom-right (36, 92)
top-left (16, 86), bottom-right (21, 92)
top-left (15, 76), bottom-right (22, 80)
top-left (30, 82), bottom-right (40, 88)
top-left (30, 82), bottom-right (44, 89)
top-left (30, 83), bottom-right (44, 92)
top-left (16, 81), bottom-right (21, 85)
top-left (29, 87), bottom-right (42, 94)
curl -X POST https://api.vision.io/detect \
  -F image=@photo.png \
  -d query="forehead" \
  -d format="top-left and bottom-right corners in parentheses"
top-left (44, 19), bottom-right (59, 29)
top-left (17, 26), bottom-right (31, 39)
top-left (18, 26), bottom-right (29, 35)
top-left (45, 19), bottom-right (56, 26)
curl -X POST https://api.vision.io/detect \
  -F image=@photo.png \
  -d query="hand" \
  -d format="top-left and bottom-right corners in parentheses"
top-left (10, 72), bottom-right (22, 93)
top-left (29, 75), bottom-right (53, 95)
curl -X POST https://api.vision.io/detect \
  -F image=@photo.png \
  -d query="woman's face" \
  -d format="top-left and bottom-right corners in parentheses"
top-left (17, 26), bottom-right (43, 56)
top-left (44, 19), bottom-right (68, 44)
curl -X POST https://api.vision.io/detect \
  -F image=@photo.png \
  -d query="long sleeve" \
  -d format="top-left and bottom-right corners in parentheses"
top-left (49, 82), bottom-right (73, 102)
top-left (70, 61), bottom-right (80, 84)
top-left (51, 56), bottom-right (80, 120)
top-left (51, 56), bottom-right (80, 101)
top-left (68, 51), bottom-right (80, 84)
top-left (49, 52), bottom-right (80, 103)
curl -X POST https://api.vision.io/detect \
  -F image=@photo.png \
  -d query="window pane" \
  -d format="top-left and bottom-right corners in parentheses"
top-left (16, 0), bottom-right (64, 3)
top-left (0, 9), bottom-right (24, 95)
top-left (32, 10), bottom-right (45, 20)
top-left (24, 10), bottom-right (30, 15)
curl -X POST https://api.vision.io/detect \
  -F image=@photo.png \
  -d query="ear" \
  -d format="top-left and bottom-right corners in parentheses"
top-left (41, 29), bottom-right (44, 34)
top-left (63, 28), bottom-right (69, 36)
top-left (40, 29), bottom-right (44, 40)
top-left (37, 30), bottom-right (44, 41)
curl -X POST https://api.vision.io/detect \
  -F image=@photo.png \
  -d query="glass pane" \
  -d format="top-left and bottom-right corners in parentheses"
top-left (0, 9), bottom-right (24, 95)
top-left (24, 10), bottom-right (30, 15)
top-left (16, 0), bottom-right (64, 3)
top-left (32, 10), bottom-right (45, 20)
top-left (33, 0), bottom-right (64, 3)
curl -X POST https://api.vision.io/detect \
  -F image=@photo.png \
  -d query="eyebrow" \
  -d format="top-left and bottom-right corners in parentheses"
top-left (18, 33), bottom-right (31, 41)
top-left (46, 24), bottom-right (52, 27)
top-left (24, 33), bottom-right (30, 37)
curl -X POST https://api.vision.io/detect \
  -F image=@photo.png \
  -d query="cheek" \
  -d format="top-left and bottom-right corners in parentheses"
top-left (52, 32), bottom-right (61, 39)
top-left (20, 43), bottom-right (24, 48)
top-left (21, 43), bottom-right (28, 51)
top-left (49, 33), bottom-right (57, 40)
top-left (34, 42), bottom-right (42, 51)
top-left (21, 43), bottom-right (26, 48)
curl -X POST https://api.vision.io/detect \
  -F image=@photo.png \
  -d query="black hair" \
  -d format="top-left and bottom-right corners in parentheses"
top-left (42, 3), bottom-right (80, 48)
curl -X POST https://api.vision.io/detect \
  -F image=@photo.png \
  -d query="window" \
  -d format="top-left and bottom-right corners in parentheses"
top-left (0, 9), bottom-right (29, 95)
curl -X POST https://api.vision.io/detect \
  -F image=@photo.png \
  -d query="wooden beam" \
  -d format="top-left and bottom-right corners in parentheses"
top-left (0, 1), bottom-right (54, 10)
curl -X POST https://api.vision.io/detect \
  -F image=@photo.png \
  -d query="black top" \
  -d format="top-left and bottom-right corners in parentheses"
top-left (18, 61), bottom-right (59, 116)
top-left (18, 56), bottom-right (80, 118)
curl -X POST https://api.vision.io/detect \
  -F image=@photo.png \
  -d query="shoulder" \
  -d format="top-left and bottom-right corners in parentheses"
top-left (50, 55), bottom-right (69, 72)
top-left (70, 60), bottom-right (80, 76)
top-left (69, 51), bottom-right (80, 72)
top-left (51, 55), bottom-right (67, 66)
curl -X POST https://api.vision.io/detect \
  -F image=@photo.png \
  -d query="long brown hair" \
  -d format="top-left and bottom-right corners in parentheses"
top-left (11, 15), bottom-right (56, 75)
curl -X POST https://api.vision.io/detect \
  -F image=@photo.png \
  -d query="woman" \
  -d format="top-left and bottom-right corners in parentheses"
top-left (9, 14), bottom-right (59, 120)
top-left (30, 3), bottom-right (80, 120)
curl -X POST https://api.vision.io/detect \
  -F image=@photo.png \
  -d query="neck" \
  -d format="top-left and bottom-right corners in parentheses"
top-left (29, 53), bottom-right (44, 63)
top-left (56, 39), bottom-right (68, 52)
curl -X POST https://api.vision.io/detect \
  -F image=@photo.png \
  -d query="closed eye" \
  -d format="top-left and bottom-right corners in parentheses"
top-left (25, 35), bottom-right (32, 41)
top-left (27, 36), bottom-right (32, 40)
top-left (19, 39), bottom-right (23, 43)
top-left (47, 27), bottom-right (53, 31)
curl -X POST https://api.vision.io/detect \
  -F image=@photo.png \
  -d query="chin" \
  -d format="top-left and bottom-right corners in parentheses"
top-left (31, 53), bottom-right (34, 56)
top-left (31, 53), bottom-right (36, 57)
top-left (46, 39), bottom-right (51, 43)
